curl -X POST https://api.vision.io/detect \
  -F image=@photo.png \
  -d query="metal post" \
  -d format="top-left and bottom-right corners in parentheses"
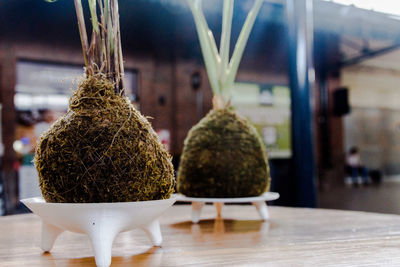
top-left (286, 0), bottom-right (317, 207)
top-left (319, 72), bottom-right (331, 169)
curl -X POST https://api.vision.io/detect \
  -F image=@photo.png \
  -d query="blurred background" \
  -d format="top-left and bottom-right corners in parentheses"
top-left (1, 0), bottom-right (400, 215)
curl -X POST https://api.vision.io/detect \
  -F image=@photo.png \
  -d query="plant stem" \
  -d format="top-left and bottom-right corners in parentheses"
top-left (112, 0), bottom-right (124, 92)
top-left (187, 0), bottom-right (220, 95)
top-left (224, 0), bottom-right (263, 91)
top-left (88, 0), bottom-right (99, 34)
top-left (74, 0), bottom-right (90, 74)
top-left (219, 0), bottom-right (233, 84)
top-left (73, 0), bottom-right (125, 94)
top-left (187, 0), bottom-right (263, 108)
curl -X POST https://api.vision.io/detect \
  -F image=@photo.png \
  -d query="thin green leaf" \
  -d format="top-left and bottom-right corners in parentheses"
top-left (74, 0), bottom-right (89, 72)
top-left (187, 0), bottom-right (220, 95)
top-left (219, 0), bottom-right (234, 83)
top-left (225, 0), bottom-right (263, 90)
top-left (88, 0), bottom-right (99, 33)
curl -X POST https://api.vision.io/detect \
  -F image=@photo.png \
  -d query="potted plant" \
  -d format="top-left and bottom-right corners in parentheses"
top-left (35, 0), bottom-right (175, 203)
top-left (177, 0), bottom-right (270, 198)
top-left (23, 1), bottom-right (176, 266)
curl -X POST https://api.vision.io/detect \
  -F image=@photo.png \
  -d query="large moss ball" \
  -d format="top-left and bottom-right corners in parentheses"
top-left (35, 76), bottom-right (175, 203)
top-left (177, 108), bottom-right (270, 198)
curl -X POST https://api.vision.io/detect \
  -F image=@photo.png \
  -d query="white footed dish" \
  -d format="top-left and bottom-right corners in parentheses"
top-left (21, 196), bottom-right (177, 267)
top-left (176, 192), bottom-right (280, 223)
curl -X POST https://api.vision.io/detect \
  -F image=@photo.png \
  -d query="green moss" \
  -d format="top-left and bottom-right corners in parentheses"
top-left (35, 76), bottom-right (175, 203)
top-left (177, 108), bottom-right (270, 198)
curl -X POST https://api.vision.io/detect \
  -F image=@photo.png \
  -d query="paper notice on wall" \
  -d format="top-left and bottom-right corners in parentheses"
top-left (232, 83), bottom-right (292, 159)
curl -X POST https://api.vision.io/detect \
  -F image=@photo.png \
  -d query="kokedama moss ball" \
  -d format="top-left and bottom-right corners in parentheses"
top-left (177, 108), bottom-right (270, 198)
top-left (35, 76), bottom-right (175, 203)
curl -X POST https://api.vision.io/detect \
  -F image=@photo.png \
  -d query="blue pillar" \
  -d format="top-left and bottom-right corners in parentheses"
top-left (286, 0), bottom-right (317, 207)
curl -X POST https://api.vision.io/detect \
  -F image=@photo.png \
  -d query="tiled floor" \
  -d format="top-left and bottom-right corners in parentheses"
top-left (318, 181), bottom-right (400, 214)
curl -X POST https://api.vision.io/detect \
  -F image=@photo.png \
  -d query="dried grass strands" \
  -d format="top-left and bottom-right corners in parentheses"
top-left (36, 76), bottom-right (175, 203)
top-left (177, 108), bottom-right (270, 198)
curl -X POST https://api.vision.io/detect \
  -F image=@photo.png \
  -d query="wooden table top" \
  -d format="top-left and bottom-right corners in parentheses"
top-left (1, 204), bottom-right (400, 266)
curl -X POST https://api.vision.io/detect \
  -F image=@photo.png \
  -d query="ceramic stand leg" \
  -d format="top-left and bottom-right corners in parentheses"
top-left (41, 222), bottom-right (64, 252)
top-left (214, 202), bottom-right (223, 219)
top-left (141, 219), bottom-right (162, 246)
top-left (86, 223), bottom-right (119, 267)
top-left (191, 202), bottom-right (204, 223)
top-left (252, 201), bottom-right (269, 221)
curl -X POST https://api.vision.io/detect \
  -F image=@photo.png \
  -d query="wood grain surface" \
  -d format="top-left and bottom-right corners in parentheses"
top-left (1, 205), bottom-right (400, 266)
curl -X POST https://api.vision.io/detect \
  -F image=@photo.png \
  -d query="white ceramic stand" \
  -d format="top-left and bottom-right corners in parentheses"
top-left (176, 192), bottom-right (279, 223)
top-left (21, 196), bottom-right (177, 267)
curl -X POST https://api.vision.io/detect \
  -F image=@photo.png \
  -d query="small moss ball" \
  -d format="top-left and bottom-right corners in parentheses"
top-left (35, 76), bottom-right (175, 203)
top-left (177, 108), bottom-right (270, 198)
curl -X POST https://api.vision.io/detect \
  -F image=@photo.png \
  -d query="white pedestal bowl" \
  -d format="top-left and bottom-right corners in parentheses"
top-left (176, 192), bottom-right (279, 223)
top-left (21, 196), bottom-right (177, 267)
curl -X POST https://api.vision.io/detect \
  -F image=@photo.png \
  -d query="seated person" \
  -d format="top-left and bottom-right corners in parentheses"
top-left (346, 147), bottom-right (370, 185)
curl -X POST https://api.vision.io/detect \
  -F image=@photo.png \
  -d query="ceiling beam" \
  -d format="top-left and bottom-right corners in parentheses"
top-left (340, 44), bottom-right (400, 67)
